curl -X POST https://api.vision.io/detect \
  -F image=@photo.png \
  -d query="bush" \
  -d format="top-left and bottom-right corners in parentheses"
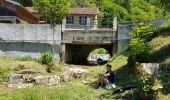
top-left (135, 64), bottom-right (156, 99)
top-left (90, 48), bottom-right (109, 55)
top-left (38, 51), bottom-right (54, 73)
top-left (129, 22), bottom-right (154, 41)
top-left (128, 22), bottom-right (154, 67)
top-left (129, 38), bottom-right (149, 55)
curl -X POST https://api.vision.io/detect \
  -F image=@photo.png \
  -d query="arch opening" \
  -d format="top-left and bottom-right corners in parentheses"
top-left (64, 44), bottom-right (113, 65)
top-left (87, 48), bottom-right (111, 66)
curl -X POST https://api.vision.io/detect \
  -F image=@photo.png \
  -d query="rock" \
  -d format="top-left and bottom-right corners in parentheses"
top-left (23, 75), bottom-right (35, 83)
top-left (141, 63), bottom-right (160, 76)
top-left (60, 67), bottom-right (89, 82)
top-left (34, 75), bottom-right (60, 85)
top-left (69, 68), bottom-right (89, 78)
top-left (9, 73), bottom-right (24, 84)
top-left (60, 71), bottom-right (74, 82)
top-left (20, 70), bottom-right (46, 74)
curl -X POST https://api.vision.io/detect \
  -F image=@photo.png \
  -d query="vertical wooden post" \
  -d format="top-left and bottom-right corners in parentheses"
top-left (113, 17), bottom-right (117, 31)
top-left (62, 18), bottom-right (66, 32)
top-left (86, 18), bottom-right (90, 31)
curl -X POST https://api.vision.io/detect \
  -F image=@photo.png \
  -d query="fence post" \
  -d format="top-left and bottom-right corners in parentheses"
top-left (86, 18), bottom-right (91, 31)
top-left (62, 18), bottom-right (66, 32)
top-left (113, 17), bottom-right (117, 31)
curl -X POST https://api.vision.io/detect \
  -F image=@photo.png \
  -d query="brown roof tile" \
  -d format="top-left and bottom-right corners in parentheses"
top-left (25, 7), bottom-right (99, 15)
top-left (70, 8), bottom-right (99, 15)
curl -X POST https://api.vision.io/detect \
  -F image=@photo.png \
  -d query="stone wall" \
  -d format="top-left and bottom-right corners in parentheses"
top-left (0, 24), bottom-right (61, 59)
top-left (63, 30), bottom-right (116, 44)
top-left (117, 19), bottom-right (170, 53)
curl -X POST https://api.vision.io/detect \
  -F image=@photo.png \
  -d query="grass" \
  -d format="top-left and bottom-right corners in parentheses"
top-left (0, 54), bottom-right (139, 100)
top-left (144, 27), bottom-right (170, 99)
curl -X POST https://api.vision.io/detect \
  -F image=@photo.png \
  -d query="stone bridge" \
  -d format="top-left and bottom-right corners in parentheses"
top-left (61, 17), bottom-right (118, 64)
top-left (0, 18), bottom-right (169, 64)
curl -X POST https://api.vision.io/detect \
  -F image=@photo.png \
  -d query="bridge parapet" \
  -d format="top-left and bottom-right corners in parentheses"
top-left (62, 17), bottom-right (117, 44)
top-left (62, 29), bottom-right (116, 44)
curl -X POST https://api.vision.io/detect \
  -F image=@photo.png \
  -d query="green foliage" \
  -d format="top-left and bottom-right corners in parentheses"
top-left (90, 48), bottom-right (109, 55)
top-left (0, 68), bottom-right (8, 82)
top-left (136, 65), bottom-right (155, 98)
top-left (16, 55), bottom-right (33, 61)
top-left (139, 74), bottom-right (153, 96)
top-left (33, 0), bottom-right (71, 24)
top-left (160, 0), bottom-right (170, 12)
top-left (69, 0), bottom-right (96, 7)
top-left (129, 38), bottom-right (149, 55)
top-left (129, 22), bottom-right (154, 41)
top-left (128, 23), bottom-right (155, 66)
top-left (39, 51), bottom-right (54, 72)
top-left (69, 0), bottom-right (166, 22)
top-left (159, 21), bottom-right (170, 31)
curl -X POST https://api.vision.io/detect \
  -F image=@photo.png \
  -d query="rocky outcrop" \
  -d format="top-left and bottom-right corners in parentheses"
top-left (8, 67), bottom-right (88, 88)
top-left (34, 75), bottom-right (60, 85)
top-left (141, 63), bottom-right (159, 76)
top-left (60, 67), bottom-right (89, 82)
top-left (8, 73), bottom-right (60, 88)
top-left (20, 70), bottom-right (46, 74)
top-left (8, 73), bottom-right (33, 88)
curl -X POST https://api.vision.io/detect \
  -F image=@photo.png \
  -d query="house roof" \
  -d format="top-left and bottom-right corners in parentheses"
top-left (25, 7), bottom-right (37, 14)
top-left (25, 7), bottom-right (99, 15)
top-left (1, 0), bottom-right (38, 23)
top-left (70, 8), bottom-right (99, 15)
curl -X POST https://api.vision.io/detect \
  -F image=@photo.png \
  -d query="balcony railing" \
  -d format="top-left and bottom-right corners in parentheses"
top-left (62, 17), bottom-right (117, 32)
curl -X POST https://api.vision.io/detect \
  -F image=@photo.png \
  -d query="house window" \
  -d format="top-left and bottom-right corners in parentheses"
top-left (66, 16), bottom-right (74, 24)
top-left (79, 16), bottom-right (87, 25)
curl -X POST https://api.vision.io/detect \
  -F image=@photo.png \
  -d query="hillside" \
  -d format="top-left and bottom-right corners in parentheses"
top-left (148, 28), bottom-right (170, 98)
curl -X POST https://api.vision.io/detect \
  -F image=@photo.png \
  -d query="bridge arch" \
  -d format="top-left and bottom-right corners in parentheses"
top-left (63, 43), bottom-right (116, 65)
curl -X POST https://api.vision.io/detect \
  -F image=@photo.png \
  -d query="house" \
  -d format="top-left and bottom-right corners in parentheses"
top-left (0, 0), bottom-right (99, 26)
top-left (0, 0), bottom-right (38, 23)
top-left (25, 7), bottom-right (99, 27)
top-left (65, 8), bottom-right (99, 29)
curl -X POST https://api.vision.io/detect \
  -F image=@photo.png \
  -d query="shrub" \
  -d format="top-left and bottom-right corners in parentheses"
top-left (129, 38), bottom-right (149, 55)
top-left (90, 48), bottom-right (109, 55)
top-left (128, 22), bottom-right (154, 67)
top-left (129, 22), bottom-right (154, 41)
top-left (135, 64), bottom-right (156, 99)
top-left (38, 51), bottom-right (54, 73)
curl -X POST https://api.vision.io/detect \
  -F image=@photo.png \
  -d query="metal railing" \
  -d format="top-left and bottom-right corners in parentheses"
top-left (62, 17), bottom-right (117, 31)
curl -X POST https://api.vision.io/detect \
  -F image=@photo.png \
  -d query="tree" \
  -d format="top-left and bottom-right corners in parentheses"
top-left (12, 0), bottom-right (32, 6)
top-left (69, 0), bottom-right (96, 7)
top-left (33, 0), bottom-right (71, 24)
top-left (160, 0), bottom-right (170, 12)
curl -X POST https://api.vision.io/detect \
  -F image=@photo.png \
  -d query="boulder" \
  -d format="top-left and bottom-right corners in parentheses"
top-left (8, 73), bottom-right (33, 88)
top-left (34, 75), bottom-right (60, 85)
top-left (20, 70), bottom-right (46, 74)
top-left (9, 73), bottom-right (24, 84)
top-left (141, 63), bottom-right (160, 76)
top-left (60, 71), bottom-right (74, 82)
top-left (60, 67), bottom-right (89, 82)
top-left (69, 68), bottom-right (89, 78)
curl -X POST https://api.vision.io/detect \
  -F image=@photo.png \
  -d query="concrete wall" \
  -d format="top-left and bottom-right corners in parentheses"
top-left (0, 24), bottom-right (61, 59)
top-left (117, 19), bottom-right (170, 53)
top-left (63, 30), bottom-right (116, 44)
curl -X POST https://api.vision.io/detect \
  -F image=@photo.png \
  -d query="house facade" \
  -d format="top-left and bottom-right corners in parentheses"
top-left (65, 8), bottom-right (99, 29)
